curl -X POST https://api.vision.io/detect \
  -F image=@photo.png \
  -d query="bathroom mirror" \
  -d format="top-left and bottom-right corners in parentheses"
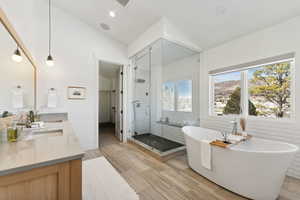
top-left (0, 8), bottom-right (37, 116)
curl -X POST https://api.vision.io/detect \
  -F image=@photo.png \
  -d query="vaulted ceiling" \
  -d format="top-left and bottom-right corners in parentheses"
top-left (53, 0), bottom-right (300, 49)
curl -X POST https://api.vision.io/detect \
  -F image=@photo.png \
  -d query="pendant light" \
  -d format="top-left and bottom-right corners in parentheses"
top-left (12, 46), bottom-right (23, 63)
top-left (46, 0), bottom-right (54, 66)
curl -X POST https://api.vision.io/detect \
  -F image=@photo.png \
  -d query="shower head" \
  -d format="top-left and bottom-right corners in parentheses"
top-left (132, 100), bottom-right (141, 104)
top-left (135, 78), bottom-right (146, 83)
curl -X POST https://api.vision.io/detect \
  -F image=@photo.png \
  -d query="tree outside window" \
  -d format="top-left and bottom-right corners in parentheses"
top-left (211, 59), bottom-right (292, 119)
top-left (249, 61), bottom-right (291, 118)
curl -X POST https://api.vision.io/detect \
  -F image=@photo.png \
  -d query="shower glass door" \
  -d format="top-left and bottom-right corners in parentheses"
top-left (132, 48), bottom-right (151, 135)
top-left (131, 38), bottom-right (199, 145)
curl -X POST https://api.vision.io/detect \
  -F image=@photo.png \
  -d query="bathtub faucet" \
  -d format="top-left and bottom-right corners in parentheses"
top-left (230, 120), bottom-right (238, 135)
top-left (221, 132), bottom-right (231, 143)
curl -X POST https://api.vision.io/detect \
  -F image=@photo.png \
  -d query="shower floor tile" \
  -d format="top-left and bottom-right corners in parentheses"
top-left (133, 133), bottom-right (184, 152)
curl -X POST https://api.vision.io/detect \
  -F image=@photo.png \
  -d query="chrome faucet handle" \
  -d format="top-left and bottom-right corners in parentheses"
top-left (230, 120), bottom-right (238, 135)
top-left (221, 131), bottom-right (230, 143)
top-left (221, 131), bottom-right (233, 144)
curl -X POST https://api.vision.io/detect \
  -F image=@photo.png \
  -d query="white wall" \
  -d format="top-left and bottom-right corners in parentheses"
top-left (98, 75), bottom-right (118, 124)
top-left (163, 18), bottom-right (201, 53)
top-left (200, 16), bottom-right (300, 178)
top-left (128, 19), bottom-right (164, 58)
top-left (99, 75), bottom-right (112, 91)
top-left (150, 63), bottom-right (162, 136)
top-left (159, 54), bottom-right (200, 144)
top-left (99, 91), bottom-right (111, 123)
top-left (162, 54), bottom-right (200, 123)
top-left (99, 75), bottom-right (111, 123)
top-left (128, 18), bottom-right (201, 58)
top-left (1, 0), bottom-right (128, 150)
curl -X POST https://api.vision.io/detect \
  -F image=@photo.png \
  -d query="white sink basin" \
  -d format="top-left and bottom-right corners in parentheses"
top-left (32, 129), bottom-right (63, 135)
top-left (20, 128), bottom-right (63, 141)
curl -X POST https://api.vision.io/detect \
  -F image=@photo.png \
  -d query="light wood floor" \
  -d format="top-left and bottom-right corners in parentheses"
top-left (84, 130), bottom-right (300, 200)
top-left (98, 125), bottom-right (120, 148)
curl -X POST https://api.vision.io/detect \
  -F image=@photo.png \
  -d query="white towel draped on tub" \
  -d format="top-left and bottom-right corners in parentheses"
top-left (200, 139), bottom-right (212, 170)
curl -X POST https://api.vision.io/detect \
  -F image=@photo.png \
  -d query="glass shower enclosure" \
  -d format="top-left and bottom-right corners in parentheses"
top-left (130, 38), bottom-right (199, 157)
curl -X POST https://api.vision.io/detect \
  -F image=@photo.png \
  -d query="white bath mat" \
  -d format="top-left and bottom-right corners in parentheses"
top-left (83, 157), bottom-right (139, 200)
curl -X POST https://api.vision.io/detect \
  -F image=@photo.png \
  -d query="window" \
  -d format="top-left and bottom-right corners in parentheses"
top-left (248, 61), bottom-right (292, 118)
top-left (162, 80), bottom-right (192, 112)
top-left (210, 59), bottom-right (293, 119)
top-left (162, 82), bottom-right (175, 111)
top-left (213, 71), bottom-right (241, 116)
top-left (177, 80), bottom-right (192, 112)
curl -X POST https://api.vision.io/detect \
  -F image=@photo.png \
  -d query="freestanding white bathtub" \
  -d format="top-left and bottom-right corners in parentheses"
top-left (182, 126), bottom-right (299, 200)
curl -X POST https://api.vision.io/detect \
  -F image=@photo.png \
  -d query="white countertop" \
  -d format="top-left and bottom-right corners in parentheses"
top-left (0, 121), bottom-right (84, 176)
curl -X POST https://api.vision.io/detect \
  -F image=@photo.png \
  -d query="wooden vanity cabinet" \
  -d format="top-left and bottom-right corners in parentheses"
top-left (0, 159), bottom-right (82, 200)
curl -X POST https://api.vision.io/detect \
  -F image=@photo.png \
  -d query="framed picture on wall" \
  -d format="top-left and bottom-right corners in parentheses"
top-left (68, 86), bottom-right (86, 100)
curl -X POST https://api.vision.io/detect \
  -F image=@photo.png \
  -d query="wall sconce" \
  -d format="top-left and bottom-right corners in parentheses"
top-left (12, 47), bottom-right (23, 63)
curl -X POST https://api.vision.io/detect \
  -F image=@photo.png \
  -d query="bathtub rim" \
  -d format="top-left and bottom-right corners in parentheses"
top-left (182, 126), bottom-right (299, 154)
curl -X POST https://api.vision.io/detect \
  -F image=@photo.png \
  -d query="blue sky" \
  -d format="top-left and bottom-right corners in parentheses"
top-left (248, 68), bottom-right (257, 79)
top-left (214, 71), bottom-right (241, 83)
top-left (177, 80), bottom-right (192, 97)
top-left (214, 69), bottom-right (257, 83)
top-left (163, 80), bottom-right (192, 97)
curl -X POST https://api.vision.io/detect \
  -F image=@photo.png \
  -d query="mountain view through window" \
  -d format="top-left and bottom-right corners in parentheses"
top-left (212, 60), bottom-right (292, 118)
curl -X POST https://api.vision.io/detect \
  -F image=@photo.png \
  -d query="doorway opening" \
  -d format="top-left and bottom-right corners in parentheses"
top-left (98, 60), bottom-right (124, 148)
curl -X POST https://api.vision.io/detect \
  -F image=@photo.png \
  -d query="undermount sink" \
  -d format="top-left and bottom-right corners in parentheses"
top-left (20, 128), bottom-right (63, 141)
top-left (32, 129), bottom-right (63, 135)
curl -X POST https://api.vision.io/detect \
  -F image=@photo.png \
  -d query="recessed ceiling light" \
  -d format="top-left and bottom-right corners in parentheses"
top-left (100, 23), bottom-right (111, 31)
top-left (12, 48), bottom-right (23, 63)
top-left (109, 11), bottom-right (116, 18)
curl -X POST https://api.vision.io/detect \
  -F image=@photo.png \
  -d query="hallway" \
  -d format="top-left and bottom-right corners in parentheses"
top-left (99, 124), bottom-right (120, 148)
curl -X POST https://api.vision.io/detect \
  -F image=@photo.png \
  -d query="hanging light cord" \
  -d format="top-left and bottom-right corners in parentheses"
top-left (48, 0), bottom-right (52, 55)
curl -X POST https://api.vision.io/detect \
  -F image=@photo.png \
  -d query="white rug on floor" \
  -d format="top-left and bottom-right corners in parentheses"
top-left (83, 157), bottom-right (139, 200)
